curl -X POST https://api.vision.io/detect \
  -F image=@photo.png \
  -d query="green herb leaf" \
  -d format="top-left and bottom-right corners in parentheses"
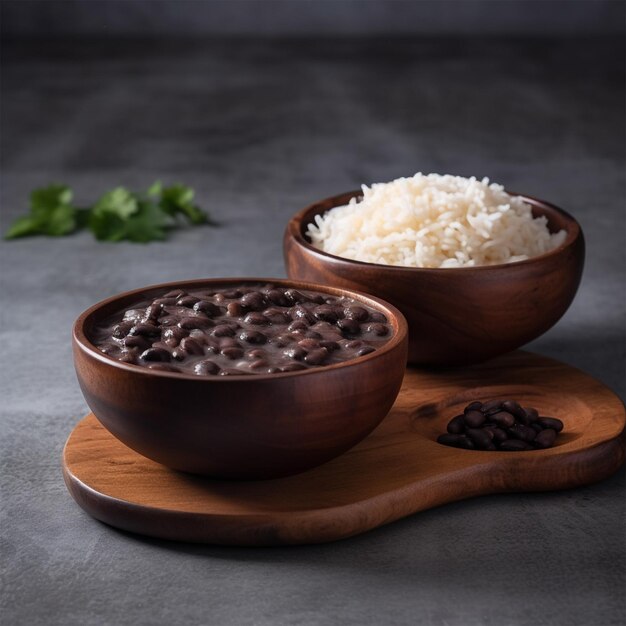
top-left (122, 200), bottom-right (171, 243)
top-left (92, 187), bottom-right (139, 220)
top-left (5, 184), bottom-right (76, 239)
top-left (159, 184), bottom-right (209, 225)
top-left (147, 180), bottom-right (163, 197)
top-left (4, 215), bottom-right (42, 239)
top-left (5, 181), bottom-right (215, 242)
top-left (42, 204), bottom-right (77, 236)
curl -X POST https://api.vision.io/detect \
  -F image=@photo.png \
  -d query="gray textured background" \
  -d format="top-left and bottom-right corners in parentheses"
top-left (1, 12), bottom-right (625, 626)
top-left (2, 0), bottom-right (624, 37)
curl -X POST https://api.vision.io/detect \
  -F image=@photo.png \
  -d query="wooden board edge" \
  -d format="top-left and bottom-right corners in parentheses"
top-left (62, 429), bottom-right (626, 546)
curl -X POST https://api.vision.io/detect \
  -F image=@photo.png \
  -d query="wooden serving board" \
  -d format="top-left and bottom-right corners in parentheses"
top-left (63, 351), bottom-right (625, 546)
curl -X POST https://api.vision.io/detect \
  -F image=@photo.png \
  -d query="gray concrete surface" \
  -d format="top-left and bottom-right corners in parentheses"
top-left (1, 38), bottom-right (624, 626)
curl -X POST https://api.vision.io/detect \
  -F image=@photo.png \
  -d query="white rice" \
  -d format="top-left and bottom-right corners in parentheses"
top-left (306, 173), bottom-right (566, 268)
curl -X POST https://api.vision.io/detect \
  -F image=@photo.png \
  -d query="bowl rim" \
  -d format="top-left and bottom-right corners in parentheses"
top-left (73, 277), bottom-right (408, 382)
top-left (286, 189), bottom-right (583, 273)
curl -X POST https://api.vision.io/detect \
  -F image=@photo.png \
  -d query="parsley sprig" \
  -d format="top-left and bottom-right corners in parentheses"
top-left (4, 182), bottom-right (215, 243)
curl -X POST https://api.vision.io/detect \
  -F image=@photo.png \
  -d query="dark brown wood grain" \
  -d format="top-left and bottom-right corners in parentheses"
top-left (283, 190), bottom-right (585, 366)
top-left (73, 278), bottom-right (408, 479)
top-left (63, 351), bottom-right (625, 546)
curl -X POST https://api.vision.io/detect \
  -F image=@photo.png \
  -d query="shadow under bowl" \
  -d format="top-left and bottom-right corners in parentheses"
top-left (73, 278), bottom-right (408, 479)
top-left (284, 190), bottom-right (584, 366)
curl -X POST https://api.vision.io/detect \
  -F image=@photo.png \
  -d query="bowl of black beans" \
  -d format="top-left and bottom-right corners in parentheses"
top-left (73, 278), bottom-right (408, 479)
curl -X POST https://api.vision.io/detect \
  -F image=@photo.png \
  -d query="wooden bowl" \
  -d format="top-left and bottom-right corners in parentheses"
top-left (73, 278), bottom-right (408, 479)
top-left (284, 190), bottom-right (584, 366)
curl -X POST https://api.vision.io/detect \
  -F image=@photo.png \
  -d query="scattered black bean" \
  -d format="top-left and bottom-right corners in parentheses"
top-left (537, 417), bottom-right (564, 432)
top-left (447, 414), bottom-right (466, 434)
top-left (436, 398), bottom-right (565, 452)
top-left (464, 410), bottom-right (486, 428)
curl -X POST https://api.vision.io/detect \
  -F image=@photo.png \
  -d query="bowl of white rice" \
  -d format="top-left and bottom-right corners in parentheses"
top-left (283, 173), bottom-right (584, 366)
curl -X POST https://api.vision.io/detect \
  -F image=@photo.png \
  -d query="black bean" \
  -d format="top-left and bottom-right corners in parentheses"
top-left (194, 360), bottom-right (220, 375)
top-left (342, 339), bottom-right (364, 350)
top-left (244, 312), bottom-right (270, 326)
top-left (280, 363), bottom-right (307, 372)
top-left (369, 311), bottom-right (387, 323)
top-left (112, 321), bottom-right (133, 339)
top-left (263, 308), bottom-right (289, 324)
top-left (366, 323), bottom-right (389, 336)
top-left (356, 345), bottom-right (375, 357)
top-left (272, 334), bottom-right (294, 347)
top-left (534, 429), bottom-right (558, 448)
top-left (304, 348), bottom-right (329, 365)
top-left (118, 351), bottom-right (137, 364)
top-left (162, 327), bottom-right (188, 346)
top-left (337, 318), bottom-right (361, 335)
top-left (140, 347), bottom-right (171, 362)
top-left (218, 337), bottom-right (240, 349)
top-left (284, 289), bottom-right (307, 304)
top-left (313, 305), bottom-right (339, 323)
top-left (284, 346), bottom-right (306, 361)
top-left (464, 410), bottom-right (486, 428)
top-left (239, 330), bottom-right (267, 345)
top-left (320, 340), bottom-right (340, 352)
top-left (222, 289), bottom-right (243, 299)
top-left (466, 428), bottom-right (493, 450)
top-left (537, 417), bottom-right (564, 432)
top-left (499, 439), bottom-right (531, 451)
top-left (464, 401), bottom-right (483, 413)
top-left (521, 407), bottom-right (539, 424)
top-left (152, 297), bottom-right (178, 307)
top-left (447, 415), bottom-right (466, 434)
top-left (491, 411), bottom-right (515, 428)
top-left (266, 289), bottom-right (289, 306)
top-left (179, 337), bottom-right (204, 355)
top-left (298, 338), bottom-right (320, 351)
top-left (245, 348), bottom-right (266, 360)
top-left (343, 306), bottom-right (369, 322)
top-left (531, 423), bottom-right (544, 433)
top-left (145, 303), bottom-right (164, 321)
top-left (178, 317), bottom-right (213, 330)
top-left (481, 399), bottom-right (503, 414)
top-left (249, 359), bottom-right (269, 370)
top-left (240, 291), bottom-right (266, 311)
top-left (124, 335), bottom-right (150, 350)
top-left (211, 325), bottom-right (236, 337)
top-left (163, 289), bottom-right (187, 299)
top-left (177, 295), bottom-right (200, 308)
top-left (501, 400), bottom-right (526, 420)
top-left (291, 306), bottom-right (315, 324)
top-left (222, 346), bottom-right (244, 360)
top-left (227, 302), bottom-right (244, 317)
top-left (158, 316), bottom-right (180, 327)
top-left (129, 323), bottom-right (160, 338)
top-left (287, 320), bottom-right (309, 332)
top-left (508, 424), bottom-right (537, 443)
top-left (492, 428), bottom-right (508, 442)
top-left (193, 300), bottom-right (221, 317)
top-left (171, 348), bottom-right (188, 361)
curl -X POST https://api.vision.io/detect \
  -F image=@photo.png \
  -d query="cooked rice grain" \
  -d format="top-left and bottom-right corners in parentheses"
top-left (307, 174), bottom-right (566, 268)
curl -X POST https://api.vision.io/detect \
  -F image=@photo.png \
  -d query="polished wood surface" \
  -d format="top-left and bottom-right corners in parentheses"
top-left (63, 351), bottom-right (625, 546)
top-left (73, 278), bottom-right (408, 479)
top-left (283, 191), bottom-right (585, 366)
